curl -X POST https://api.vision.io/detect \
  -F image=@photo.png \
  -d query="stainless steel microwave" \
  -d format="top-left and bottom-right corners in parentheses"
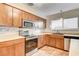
top-left (23, 20), bottom-right (34, 28)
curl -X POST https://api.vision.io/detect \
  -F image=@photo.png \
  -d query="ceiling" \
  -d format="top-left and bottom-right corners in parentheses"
top-left (23, 3), bottom-right (79, 18)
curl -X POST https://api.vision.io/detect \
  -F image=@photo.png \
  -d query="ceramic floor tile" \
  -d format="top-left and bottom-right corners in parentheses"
top-left (31, 46), bottom-right (69, 56)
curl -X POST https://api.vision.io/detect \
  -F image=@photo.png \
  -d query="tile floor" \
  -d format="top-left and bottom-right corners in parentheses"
top-left (32, 46), bottom-right (69, 56)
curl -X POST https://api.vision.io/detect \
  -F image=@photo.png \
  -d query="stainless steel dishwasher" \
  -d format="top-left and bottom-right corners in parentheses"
top-left (64, 37), bottom-right (70, 51)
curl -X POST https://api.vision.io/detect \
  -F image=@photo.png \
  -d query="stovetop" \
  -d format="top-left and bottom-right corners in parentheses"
top-left (24, 35), bottom-right (38, 40)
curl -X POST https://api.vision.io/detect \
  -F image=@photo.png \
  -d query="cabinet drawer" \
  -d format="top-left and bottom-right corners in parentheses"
top-left (0, 38), bottom-right (25, 47)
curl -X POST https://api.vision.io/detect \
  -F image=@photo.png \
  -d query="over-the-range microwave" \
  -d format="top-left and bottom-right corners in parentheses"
top-left (23, 20), bottom-right (35, 28)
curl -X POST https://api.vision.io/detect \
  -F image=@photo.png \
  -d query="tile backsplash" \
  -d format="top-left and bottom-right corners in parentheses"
top-left (0, 26), bottom-right (19, 33)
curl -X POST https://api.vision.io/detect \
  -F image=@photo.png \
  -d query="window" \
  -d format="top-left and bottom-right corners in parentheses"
top-left (50, 19), bottom-right (62, 30)
top-left (64, 18), bottom-right (78, 29)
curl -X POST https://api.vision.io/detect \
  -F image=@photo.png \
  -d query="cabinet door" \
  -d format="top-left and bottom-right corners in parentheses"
top-left (0, 46), bottom-right (15, 56)
top-left (23, 12), bottom-right (29, 20)
top-left (13, 8), bottom-right (23, 27)
top-left (0, 4), bottom-right (6, 25)
top-left (47, 35), bottom-right (56, 47)
top-left (0, 4), bottom-right (13, 26)
top-left (38, 35), bottom-right (46, 48)
top-left (15, 42), bottom-right (25, 56)
top-left (4, 4), bottom-right (13, 26)
top-left (28, 14), bottom-right (35, 21)
top-left (32, 15), bottom-right (36, 20)
top-left (29, 14), bottom-right (33, 20)
top-left (56, 37), bottom-right (64, 49)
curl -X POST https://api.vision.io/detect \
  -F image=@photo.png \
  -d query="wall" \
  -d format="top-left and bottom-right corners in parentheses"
top-left (46, 8), bottom-right (79, 34)
top-left (47, 8), bottom-right (79, 20)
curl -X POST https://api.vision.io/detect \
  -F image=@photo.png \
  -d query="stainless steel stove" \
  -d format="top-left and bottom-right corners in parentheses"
top-left (19, 29), bottom-right (38, 55)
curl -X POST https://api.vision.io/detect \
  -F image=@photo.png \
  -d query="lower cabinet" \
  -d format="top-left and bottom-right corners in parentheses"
top-left (38, 35), bottom-right (46, 48)
top-left (0, 46), bottom-right (15, 56)
top-left (55, 36), bottom-right (64, 49)
top-left (38, 34), bottom-right (64, 50)
top-left (46, 35), bottom-right (56, 47)
top-left (0, 38), bottom-right (25, 56)
top-left (15, 43), bottom-right (25, 56)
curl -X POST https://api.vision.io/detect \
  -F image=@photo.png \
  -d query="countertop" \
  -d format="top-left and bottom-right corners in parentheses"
top-left (0, 35), bottom-right (25, 42)
top-left (40, 32), bottom-right (79, 39)
top-left (64, 34), bottom-right (79, 39)
top-left (64, 34), bottom-right (79, 37)
top-left (0, 31), bottom-right (25, 42)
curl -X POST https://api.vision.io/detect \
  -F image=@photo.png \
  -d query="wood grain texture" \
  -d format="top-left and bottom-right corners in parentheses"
top-left (12, 8), bottom-right (23, 27)
top-left (0, 4), bottom-right (13, 26)
top-left (0, 38), bottom-right (25, 56)
top-left (38, 35), bottom-right (47, 49)
top-left (0, 3), bottom-right (46, 28)
top-left (38, 34), bottom-right (64, 50)
top-left (15, 43), bottom-right (25, 56)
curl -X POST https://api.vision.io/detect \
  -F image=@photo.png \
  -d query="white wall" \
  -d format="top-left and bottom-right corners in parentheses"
top-left (46, 8), bottom-right (79, 34)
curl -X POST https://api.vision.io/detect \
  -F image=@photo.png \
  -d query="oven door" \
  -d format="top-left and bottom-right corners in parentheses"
top-left (26, 38), bottom-right (38, 53)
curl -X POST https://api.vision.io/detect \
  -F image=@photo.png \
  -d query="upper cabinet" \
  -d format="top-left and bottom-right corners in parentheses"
top-left (28, 13), bottom-right (33, 20)
top-left (0, 4), bottom-right (13, 26)
top-left (22, 12), bottom-right (29, 20)
top-left (0, 3), bottom-right (46, 28)
top-left (13, 8), bottom-right (23, 27)
top-left (64, 17), bottom-right (78, 29)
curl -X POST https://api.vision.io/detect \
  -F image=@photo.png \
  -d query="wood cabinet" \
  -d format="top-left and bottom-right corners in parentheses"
top-left (47, 35), bottom-right (56, 47)
top-left (0, 46), bottom-right (15, 56)
top-left (38, 34), bottom-right (64, 50)
top-left (15, 43), bottom-right (25, 56)
top-left (22, 12), bottom-right (29, 20)
top-left (4, 5), bottom-right (13, 26)
top-left (0, 38), bottom-right (25, 56)
top-left (46, 34), bottom-right (64, 49)
top-left (28, 14), bottom-right (33, 20)
top-left (0, 3), bottom-right (46, 27)
top-left (0, 4), bottom-right (12, 26)
top-left (48, 34), bottom-right (64, 49)
top-left (38, 35), bottom-right (46, 48)
top-left (13, 8), bottom-right (23, 27)
top-left (55, 35), bottom-right (64, 49)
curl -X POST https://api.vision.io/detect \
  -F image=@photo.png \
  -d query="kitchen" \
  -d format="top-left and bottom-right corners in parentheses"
top-left (0, 3), bottom-right (79, 56)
